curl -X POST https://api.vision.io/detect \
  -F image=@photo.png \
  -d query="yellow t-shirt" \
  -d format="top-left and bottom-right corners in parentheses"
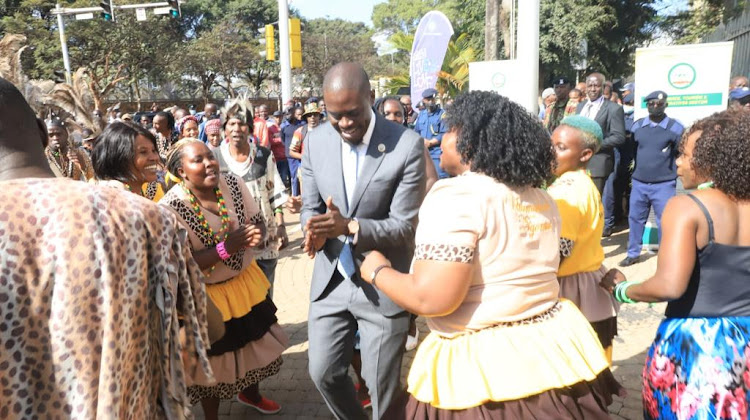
top-left (547, 169), bottom-right (604, 276)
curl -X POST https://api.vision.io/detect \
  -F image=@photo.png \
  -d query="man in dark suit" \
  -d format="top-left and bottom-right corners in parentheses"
top-left (301, 62), bottom-right (426, 419)
top-left (576, 72), bottom-right (626, 236)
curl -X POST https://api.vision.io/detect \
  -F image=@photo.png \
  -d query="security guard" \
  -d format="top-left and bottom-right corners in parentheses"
top-left (414, 88), bottom-right (448, 178)
top-left (620, 90), bottom-right (684, 267)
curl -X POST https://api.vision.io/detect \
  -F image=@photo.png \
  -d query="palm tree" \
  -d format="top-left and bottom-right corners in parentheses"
top-left (384, 33), bottom-right (479, 99)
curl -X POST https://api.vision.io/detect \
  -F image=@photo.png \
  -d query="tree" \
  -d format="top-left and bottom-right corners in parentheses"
top-left (374, 0), bottom-right (658, 84)
top-left (372, 0), bottom-right (485, 54)
top-left (657, 0), bottom-right (744, 44)
top-left (300, 18), bottom-right (380, 89)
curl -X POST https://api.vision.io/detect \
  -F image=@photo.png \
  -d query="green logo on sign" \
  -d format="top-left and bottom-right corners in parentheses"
top-left (668, 63), bottom-right (696, 90)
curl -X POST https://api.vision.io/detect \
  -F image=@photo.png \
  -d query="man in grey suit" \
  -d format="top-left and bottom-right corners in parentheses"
top-left (576, 72), bottom-right (626, 236)
top-left (301, 62), bottom-right (426, 419)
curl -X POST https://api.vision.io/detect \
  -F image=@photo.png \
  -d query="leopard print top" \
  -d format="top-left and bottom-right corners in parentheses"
top-left (161, 173), bottom-right (263, 277)
top-left (414, 243), bottom-right (475, 263)
top-left (0, 178), bottom-right (212, 418)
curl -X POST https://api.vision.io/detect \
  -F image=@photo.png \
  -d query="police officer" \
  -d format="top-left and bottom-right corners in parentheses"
top-left (414, 88), bottom-right (448, 178)
top-left (619, 91), bottom-right (684, 267)
top-left (728, 86), bottom-right (750, 111)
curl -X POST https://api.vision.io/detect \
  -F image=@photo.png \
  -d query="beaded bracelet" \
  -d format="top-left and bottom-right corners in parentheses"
top-left (614, 281), bottom-right (637, 304)
top-left (216, 241), bottom-right (231, 261)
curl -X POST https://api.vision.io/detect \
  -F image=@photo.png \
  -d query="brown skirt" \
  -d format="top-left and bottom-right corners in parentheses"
top-left (383, 368), bottom-right (623, 420)
top-left (590, 316), bottom-right (618, 349)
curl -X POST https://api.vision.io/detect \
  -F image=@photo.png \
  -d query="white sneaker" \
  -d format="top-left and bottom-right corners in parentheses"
top-left (405, 329), bottom-right (419, 351)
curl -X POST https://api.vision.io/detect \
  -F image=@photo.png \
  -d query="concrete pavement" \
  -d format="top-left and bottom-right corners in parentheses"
top-left (192, 211), bottom-right (664, 420)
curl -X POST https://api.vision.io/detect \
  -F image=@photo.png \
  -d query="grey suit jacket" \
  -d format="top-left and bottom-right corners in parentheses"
top-left (576, 99), bottom-right (626, 178)
top-left (300, 114), bottom-right (426, 316)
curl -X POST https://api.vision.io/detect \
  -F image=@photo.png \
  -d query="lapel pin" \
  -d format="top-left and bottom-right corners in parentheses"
top-left (377, 143), bottom-right (386, 153)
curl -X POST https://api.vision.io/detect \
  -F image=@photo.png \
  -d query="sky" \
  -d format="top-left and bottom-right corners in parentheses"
top-left (291, 0), bottom-right (385, 26)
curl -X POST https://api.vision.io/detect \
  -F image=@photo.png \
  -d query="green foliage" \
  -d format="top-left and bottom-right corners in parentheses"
top-left (1, 0), bottom-right (286, 103)
top-left (657, 0), bottom-right (742, 44)
top-left (372, 0), bottom-right (485, 51)
top-left (374, 0), bottom-right (658, 84)
top-left (299, 18), bottom-right (380, 89)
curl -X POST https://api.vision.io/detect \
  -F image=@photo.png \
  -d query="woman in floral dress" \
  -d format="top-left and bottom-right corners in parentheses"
top-left (603, 109), bottom-right (750, 419)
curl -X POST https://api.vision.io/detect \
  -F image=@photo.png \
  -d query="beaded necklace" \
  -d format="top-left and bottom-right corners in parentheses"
top-left (46, 148), bottom-right (71, 177)
top-left (181, 183), bottom-right (230, 244)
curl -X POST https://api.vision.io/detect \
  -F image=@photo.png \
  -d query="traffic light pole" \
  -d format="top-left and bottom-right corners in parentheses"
top-left (277, 0), bottom-right (292, 106)
top-left (55, 4), bottom-right (73, 83)
top-left (51, 1), bottom-right (181, 84)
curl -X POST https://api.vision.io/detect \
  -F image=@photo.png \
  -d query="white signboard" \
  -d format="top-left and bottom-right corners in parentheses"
top-left (75, 13), bottom-right (94, 20)
top-left (153, 7), bottom-right (170, 15)
top-left (634, 42), bottom-right (733, 127)
top-left (469, 60), bottom-right (535, 113)
top-left (136, 8), bottom-right (147, 21)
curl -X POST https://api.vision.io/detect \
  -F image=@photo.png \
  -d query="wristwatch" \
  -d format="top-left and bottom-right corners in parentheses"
top-left (347, 218), bottom-right (359, 237)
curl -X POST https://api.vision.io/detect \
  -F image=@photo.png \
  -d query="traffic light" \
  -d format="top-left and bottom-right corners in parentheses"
top-left (167, 0), bottom-right (181, 18)
top-left (99, 0), bottom-right (115, 22)
top-left (289, 18), bottom-right (302, 69)
top-left (264, 24), bottom-right (275, 61)
top-left (53, 70), bottom-right (66, 84)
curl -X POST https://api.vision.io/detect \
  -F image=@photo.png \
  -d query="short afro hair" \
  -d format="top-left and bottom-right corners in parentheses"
top-left (691, 108), bottom-right (750, 199)
top-left (444, 91), bottom-right (555, 188)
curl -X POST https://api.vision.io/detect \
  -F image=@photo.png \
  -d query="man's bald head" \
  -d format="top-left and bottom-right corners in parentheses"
top-left (585, 72), bottom-right (606, 102)
top-left (0, 77), bottom-right (52, 179)
top-left (322, 63), bottom-right (374, 145)
top-left (323, 62), bottom-right (371, 97)
top-left (587, 72), bottom-right (605, 84)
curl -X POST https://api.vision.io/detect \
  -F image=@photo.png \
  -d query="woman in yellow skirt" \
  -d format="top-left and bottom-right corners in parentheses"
top-left (547, 115), bottom-right (620, 364)
top-left (160, 139), bottom-right (288, 419)
top-left (360, 92), bottom-right (623, 418)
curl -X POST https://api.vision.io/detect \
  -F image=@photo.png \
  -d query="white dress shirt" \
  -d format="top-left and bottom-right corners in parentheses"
top-left (581, 96), bottom-right (605, 120)
top-left (336, 110), bottom-right (376, 278)
top-left (341, 110), bottom-right (376, 209)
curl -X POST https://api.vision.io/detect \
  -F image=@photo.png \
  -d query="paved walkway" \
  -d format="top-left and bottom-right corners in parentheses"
top-left (192, 210), bottom-right (664, 420)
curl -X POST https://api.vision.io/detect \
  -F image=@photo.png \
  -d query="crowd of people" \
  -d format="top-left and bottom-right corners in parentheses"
top-left (1, 59), bottom-right (750, 420)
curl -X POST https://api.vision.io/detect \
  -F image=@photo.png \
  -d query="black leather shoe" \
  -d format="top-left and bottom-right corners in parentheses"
top-left (618, 256), bottom-right (639, 267)
top-left (602, 226), bottom-right (614, 237)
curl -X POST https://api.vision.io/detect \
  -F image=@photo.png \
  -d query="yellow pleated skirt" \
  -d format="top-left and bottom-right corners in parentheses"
top-left (407, 299), bottom-right (611, 410)
top-left (206, 260), bottom-right (271, 322)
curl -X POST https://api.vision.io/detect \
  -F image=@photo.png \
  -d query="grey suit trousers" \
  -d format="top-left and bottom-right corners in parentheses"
top-left (308, 272), bottom-right (409, 420)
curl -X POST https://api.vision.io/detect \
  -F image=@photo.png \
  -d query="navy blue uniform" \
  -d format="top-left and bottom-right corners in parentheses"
top-left (282, 120), bottom-right (304, 196)
top-left (626, 116), bottom-right (684, 258)
top-left (414, 107), bottom-right (448, 178)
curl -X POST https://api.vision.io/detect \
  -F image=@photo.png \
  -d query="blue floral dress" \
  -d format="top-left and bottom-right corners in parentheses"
top-left (643, 194), bottom-right (750, 420)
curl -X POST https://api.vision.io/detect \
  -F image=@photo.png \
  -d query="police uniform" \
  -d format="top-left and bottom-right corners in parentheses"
top-left (414, 88), bottom-right (449, 179)
top-left (625, 91), bottom-right (684, 261)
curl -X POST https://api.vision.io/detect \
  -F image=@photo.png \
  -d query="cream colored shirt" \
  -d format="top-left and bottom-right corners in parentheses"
top-left (414, 172), bottom-right (562, 337)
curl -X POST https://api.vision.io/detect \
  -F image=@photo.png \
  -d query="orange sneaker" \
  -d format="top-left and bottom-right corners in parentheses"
top-left (236, 394), bottom-right (282, 414)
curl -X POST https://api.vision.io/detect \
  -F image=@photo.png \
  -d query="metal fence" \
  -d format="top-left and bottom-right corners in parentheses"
top-left (704, 9), bottom-right (750, 78)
